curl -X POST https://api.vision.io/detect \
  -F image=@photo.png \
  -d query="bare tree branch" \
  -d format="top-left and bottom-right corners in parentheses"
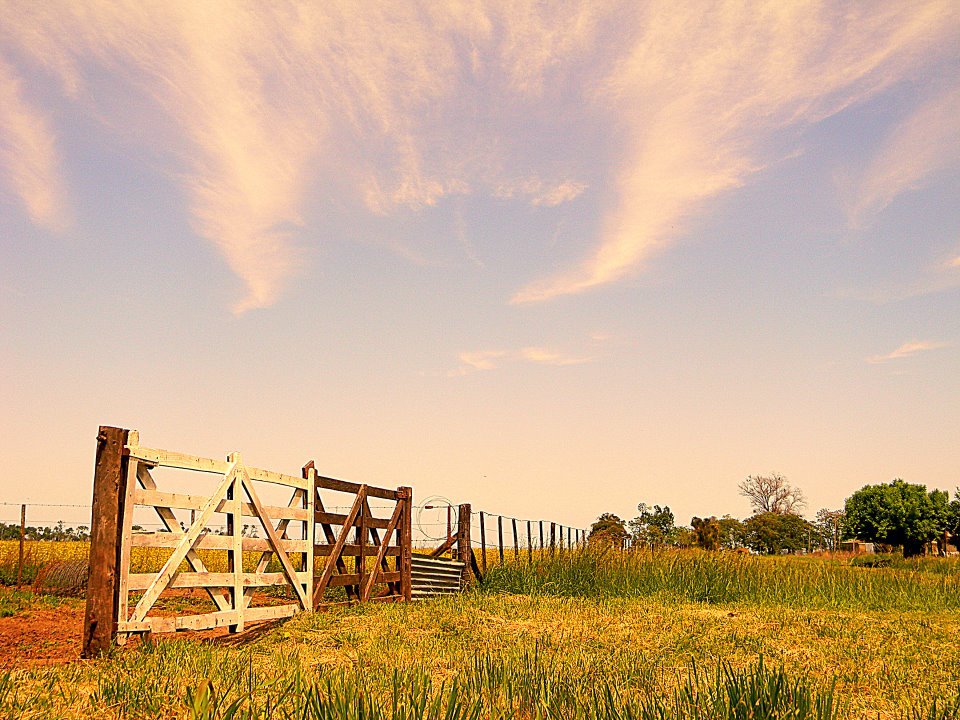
top-left (739, 473), bottom-right (806, 515)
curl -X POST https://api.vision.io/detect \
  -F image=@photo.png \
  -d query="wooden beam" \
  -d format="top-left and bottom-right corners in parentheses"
top-left (315, 474), bottom-right (398, 500)
top-left (313, 487), bottom-right (366, 607)
top-left (398, 487), bottom-right (412, 602)
top-left (82, 426), bottom-right (128, 658)
top-left (457, 504), bottom-right (472, 586)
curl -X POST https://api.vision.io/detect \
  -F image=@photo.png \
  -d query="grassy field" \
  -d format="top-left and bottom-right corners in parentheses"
top-left (3, 548), bottom-right (960, 718)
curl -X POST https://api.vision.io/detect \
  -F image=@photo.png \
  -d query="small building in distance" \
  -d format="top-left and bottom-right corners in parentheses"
top-left (840, 540), bottom-right (874, 554)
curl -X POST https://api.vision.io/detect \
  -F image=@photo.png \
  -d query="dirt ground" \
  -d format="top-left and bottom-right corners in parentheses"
top-left (0, 602), bottom-right (84, 667)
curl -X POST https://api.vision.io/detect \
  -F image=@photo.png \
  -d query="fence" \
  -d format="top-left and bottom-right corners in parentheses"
top-left (82, 427), bottom-right (412, 657)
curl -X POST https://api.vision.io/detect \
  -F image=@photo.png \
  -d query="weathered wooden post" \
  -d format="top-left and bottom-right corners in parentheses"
top-left (479, 511), bottom-right (487, 574)
top-left (82, 426), bottom-right (129, 658)
top-left (497, 515), bottom-right (504, 564)
top-left (398, 487), bottom-right (413, 601)
top-left (550, 522), bottom-right (556, 556)
top-left (539, 520), bottom-right (544, 550)
top-left (527, 520), bottom-right (533, 564)
top-left (511, 517), bottom-right (519, 559)
top-left (17, 504), bottom-right (25, 588)
top-left (457, 504), bottom-right (472, 586)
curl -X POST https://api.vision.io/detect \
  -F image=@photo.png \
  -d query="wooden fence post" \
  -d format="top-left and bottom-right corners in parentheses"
top-left (17, 504), bottom-right (25, 588)
top-left (550, 522), bottom-right (556, 556)
top-left (527, 520), bottom-right (533, 564)
top-left (457, 504), bottom-right (472, 586)
top-left (497, 515), bottom-right (504, 564)
top-left (398, 487), bottom-right (413, 601)
top-left (479, 511), bottom-right (487, 574)
top-left (82, 426), bottom-right (129, 659)
top-left (511, 518), bottom-right (519, 558)
top-left (539, 520), bottom-right (544, 550)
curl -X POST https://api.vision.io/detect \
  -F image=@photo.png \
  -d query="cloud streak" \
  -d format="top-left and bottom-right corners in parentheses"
top-left (1, 1), bottom-right (957, 311)
top-left (868, 341), bottom-right (950, 364)
top-left (449, 346), bottom-right (594, 376)
top-left (513, 1), bottom-right (960, 303)
top-left (0, 57), bottom-right (67, 232)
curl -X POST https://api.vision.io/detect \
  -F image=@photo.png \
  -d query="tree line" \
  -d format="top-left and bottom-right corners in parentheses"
top-left (589, 474), bottom-right (960, 557)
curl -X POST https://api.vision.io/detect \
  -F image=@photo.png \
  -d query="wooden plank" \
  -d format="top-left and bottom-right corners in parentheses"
top-left (355, 499), bottom-right (365, 598)
top-left (131, 533), bottom-right (307, 553)
top-left (303, 466), bottom-right (315, 611)
top-left (131, 461), bottom-right (237, 623)
top-left (82, 426), bottom-right (128, 658)
top-left (126, 445), bottom-right (307, 490)
top-left (126, 571), bottom-right (309, 590)
top-left (315, 544), bottom-right (400, 557)
top-left (315, 474), bottom-right (398, 500)
top-left (240, 468), bottom-right (309, 610)
top-left (362, 502), bottom-right (403, 601)
top-left (429, 535), bottom-right (456, 558)
top-left (315, 510), bottom-right (392, 529)
top-left (228, 455), bottom-right (244, 633)
top-left (133, 489), bottom-right (309, 521)
top-left (115, 456), bottom-right (138, 645)
top-left (328, 571), bottom-right (401, 587)
top-left (313, 488), bottom-right (365, 606)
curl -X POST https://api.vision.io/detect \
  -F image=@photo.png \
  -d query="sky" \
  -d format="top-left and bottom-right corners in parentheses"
top-left (1, 1), bottom-right (959, 533)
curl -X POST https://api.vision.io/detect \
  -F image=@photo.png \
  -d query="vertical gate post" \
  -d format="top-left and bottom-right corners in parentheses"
top-left (82, 426), bottom-right (129, 658)
top-left (457, 504), bottom-right (472, 586)
top-left (17, 504), bottom-right (25, 588)
top-left (479, 511), bottom-right (487, 574)
top-left (398, 487), bottom-right (413, 601)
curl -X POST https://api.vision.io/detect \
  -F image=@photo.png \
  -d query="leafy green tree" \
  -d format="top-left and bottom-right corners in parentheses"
top-left (589, 513), bottom-right (628, 547)
top-left (718, 515), bottom-right (745, 549)
top-left (844, 479), bottom-right (950, 557)
top-left (691, 516), bottom-right (721, 550)
top-left (743, 512), bottom-right (811, 554)
top-left (629, 503), bottom-right (676, 548)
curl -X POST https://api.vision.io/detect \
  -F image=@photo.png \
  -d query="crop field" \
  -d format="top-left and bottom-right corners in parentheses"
top-left (2, 548), bottom-right (960, 719)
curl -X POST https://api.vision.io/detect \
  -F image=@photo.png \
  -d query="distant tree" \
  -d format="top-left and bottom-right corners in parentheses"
top-left (743, 512), bottom-right (811, 554)
top-left (629, 503), bottom-right (676, 547)
top-left (717, 515), bottom-right (745, 549)
top-left (691, 516), bottom-right (721, 550)
top-left (589, 513), bottom-right (629, 547)
top-left (812, 509), bottom-right (845, 551)
top-left (948, 490), bottom-right (960, 551)
top-left (844, 479), bottom-right (950, 557)
top-left (739, 473), bottom-right (806, 515)
top-left (673, 526), bottom-right (696, 548)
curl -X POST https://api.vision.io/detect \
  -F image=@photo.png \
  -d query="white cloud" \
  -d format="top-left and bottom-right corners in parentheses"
top-left (0, 57), bottom-right (67, 232)
top-left (867, 341), bottom-right (950, 364)
top-left (449, 346), bottom-right (594, 376)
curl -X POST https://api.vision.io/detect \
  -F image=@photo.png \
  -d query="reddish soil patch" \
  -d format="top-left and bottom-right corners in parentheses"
top-left (0, 590), bottom-right (294, 667)
top-left (0, 603), bottom-right (84, 667)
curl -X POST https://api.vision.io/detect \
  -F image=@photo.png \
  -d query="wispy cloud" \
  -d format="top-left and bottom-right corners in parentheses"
top-left (449, 346), bottom-right (594, 376)
top-left (867, 341), bottom-right (950, 364)
top-left (0, 57), bottom-right (67, 232)
top-left (513, 1), bottom-right (960, 303)
top-left (494, 176), bottom-right (587, 207)
top-left (1, 1), bottom-right (957, 311)
top-left (849, 86), bottom-right (960, 228)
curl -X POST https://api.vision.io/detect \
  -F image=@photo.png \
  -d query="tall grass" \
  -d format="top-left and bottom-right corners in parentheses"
top-left (480, 547), bottom-right (960, 611)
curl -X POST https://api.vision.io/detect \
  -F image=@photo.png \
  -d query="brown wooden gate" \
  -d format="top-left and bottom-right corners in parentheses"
top-left (82, 426), bottom-right (412, 657)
